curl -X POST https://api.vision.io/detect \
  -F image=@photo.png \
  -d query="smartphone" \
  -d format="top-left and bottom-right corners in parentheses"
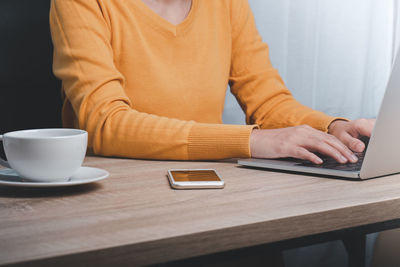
top-left (167, 169), bottom-right (225, 189)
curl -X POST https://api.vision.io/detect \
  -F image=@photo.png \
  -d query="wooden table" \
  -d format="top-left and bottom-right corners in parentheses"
top-left (2, 156), bottom-right (400, 266)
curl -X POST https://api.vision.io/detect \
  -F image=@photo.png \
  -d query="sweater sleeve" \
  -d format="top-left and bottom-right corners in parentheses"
top-left (229, 0), bottom-right (343, 132)
top-left (50, 0), bottom-right (256, 160)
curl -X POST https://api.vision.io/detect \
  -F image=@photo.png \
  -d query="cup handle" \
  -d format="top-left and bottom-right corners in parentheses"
top-left (0, 135), bottom-right (11, 168)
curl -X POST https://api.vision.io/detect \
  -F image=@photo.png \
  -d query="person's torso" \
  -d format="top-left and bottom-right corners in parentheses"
top-left (99, 0), bottom-right (234, 123)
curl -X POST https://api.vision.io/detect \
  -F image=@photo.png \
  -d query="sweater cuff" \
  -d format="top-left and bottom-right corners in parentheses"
top-left (305, 111), bottom-right (349, 133)
top-left (188, 124), bottom-right (258, 160)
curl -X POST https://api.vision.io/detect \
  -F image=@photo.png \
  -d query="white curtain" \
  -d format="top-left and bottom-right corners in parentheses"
top-left (223, 0), bottom-right (396, 124)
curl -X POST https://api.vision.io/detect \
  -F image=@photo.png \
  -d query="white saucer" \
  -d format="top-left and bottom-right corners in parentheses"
top-left (0, 167), bottom-right (109, 187)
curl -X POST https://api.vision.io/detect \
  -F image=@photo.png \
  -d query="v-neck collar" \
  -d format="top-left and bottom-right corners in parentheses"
top-left (134, 0), bottom-right (198, 37)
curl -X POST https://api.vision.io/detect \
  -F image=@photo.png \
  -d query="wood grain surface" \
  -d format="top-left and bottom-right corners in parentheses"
top-left (2, 156), bottom-right (400, 266)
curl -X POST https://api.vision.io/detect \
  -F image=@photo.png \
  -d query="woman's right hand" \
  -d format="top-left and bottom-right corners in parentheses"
top-left (250, 125), bottom-right (359, 164)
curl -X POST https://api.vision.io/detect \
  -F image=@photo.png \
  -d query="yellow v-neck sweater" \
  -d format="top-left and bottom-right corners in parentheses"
top-left (50, 0), bottom-right (338, 160)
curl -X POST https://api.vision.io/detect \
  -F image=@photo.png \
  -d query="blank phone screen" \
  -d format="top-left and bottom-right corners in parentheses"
top-left (170, 170), bottom-right (221, 182)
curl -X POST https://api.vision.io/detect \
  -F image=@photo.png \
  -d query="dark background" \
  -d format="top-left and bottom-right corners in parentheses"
top-left (0, 0), bottom-right (62, 157)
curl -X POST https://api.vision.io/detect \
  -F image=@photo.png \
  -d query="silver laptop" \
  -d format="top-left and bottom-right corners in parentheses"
top-left (238, 53), bottom-right (400, 180)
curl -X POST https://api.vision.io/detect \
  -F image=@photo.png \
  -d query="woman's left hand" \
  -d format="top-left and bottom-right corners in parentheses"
top-left (328, 119), bottom-right (376, 153)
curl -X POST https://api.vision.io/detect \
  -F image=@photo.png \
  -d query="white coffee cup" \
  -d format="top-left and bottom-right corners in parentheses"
top-left (0, 128), bottom-right (88, 182)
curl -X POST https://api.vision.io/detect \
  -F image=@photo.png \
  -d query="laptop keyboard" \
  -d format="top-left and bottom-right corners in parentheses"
top-left (297, 152), bottom-right (365, 171)
top-left (296, 136), bottom-right (369, 172)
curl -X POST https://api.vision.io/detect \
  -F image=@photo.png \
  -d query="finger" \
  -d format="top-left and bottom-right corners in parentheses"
top-left (296, 126), bottom-right (352, 163)
top-left (306, 141), bottom-right (349, 163)
top-left (324, 134), bottom-right (358, 163)
top-left (292, 147), bottom-right (323, 164)
top-left (354, 119), bottom-right (375, 137)
top-left (339, 131), bottom-right (365, 153)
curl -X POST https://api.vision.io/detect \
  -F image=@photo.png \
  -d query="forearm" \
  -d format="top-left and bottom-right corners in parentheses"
top-left (253, 92), bottom-right (339, 132)
top-left (85, 105), bottom-right (256, 160)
